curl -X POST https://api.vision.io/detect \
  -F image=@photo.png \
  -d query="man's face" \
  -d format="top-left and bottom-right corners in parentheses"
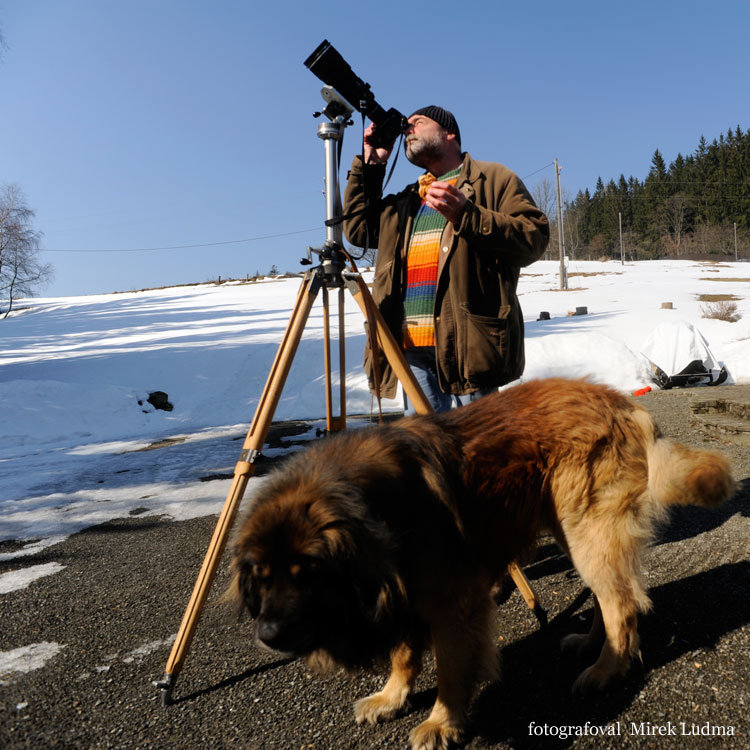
top-left (404, 115), bottom-right (452, 167)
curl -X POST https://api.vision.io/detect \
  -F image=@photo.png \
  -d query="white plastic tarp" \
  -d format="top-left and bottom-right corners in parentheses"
top-left (641, 320), bottom-right (722, 377)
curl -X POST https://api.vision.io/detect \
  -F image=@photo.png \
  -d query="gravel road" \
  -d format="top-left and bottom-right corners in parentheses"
top-left (1, 389), bottom-right (748, 749)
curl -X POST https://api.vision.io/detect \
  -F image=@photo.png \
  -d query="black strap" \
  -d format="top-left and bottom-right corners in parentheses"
top-left (324, 206), bottom-right (366, 227)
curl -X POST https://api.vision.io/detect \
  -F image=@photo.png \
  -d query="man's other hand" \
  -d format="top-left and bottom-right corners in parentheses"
top-left (363, 123), bottom-right (394, 165)
top-left (424, 182), bottom-right (467, 225)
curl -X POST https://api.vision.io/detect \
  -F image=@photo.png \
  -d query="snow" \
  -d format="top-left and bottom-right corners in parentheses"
top-left (0, 643), bottom-right (66, 684)
top-left (1, 259), bottom-right (748, 561)
top-left (1, 258), bottom-right (748, 679)
top-left (0, 562), bottom-right (66, 594)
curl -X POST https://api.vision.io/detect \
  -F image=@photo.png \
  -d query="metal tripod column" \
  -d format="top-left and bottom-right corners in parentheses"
top-left (318, 117), bottom-right (349, 434)
top-left (154, 271), bottom-right (322, 705)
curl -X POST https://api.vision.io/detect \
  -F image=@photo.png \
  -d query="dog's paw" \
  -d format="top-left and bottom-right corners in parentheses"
top-left (409, 718), bottom-right (462, 750)
top-left (354, 688), bottom-right (408, 725)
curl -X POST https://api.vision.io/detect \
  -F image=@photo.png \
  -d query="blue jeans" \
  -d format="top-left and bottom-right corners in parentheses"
top-left (403, 346), bottom-right (496, 415)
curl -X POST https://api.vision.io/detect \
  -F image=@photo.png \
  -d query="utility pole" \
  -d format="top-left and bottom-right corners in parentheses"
top-left (619, 212), bottom-right (624, 264)
top-left (555, 158), bottom-right (567, 289)
top-left (735, 222), bottom-right (738, 261)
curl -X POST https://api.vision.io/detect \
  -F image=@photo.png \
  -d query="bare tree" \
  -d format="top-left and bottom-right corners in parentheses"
top-left (532, 178), bottom-right (557, 260)
top-left (564, 200), bottom-right (585, 261)
top-left (532, 177), bottom-right (556, 219)
top-left (687, 221), bottom-right (740, 257)
top-left (0, 184), bottom-right (53, 317)
top-left (350, 244), bottom-right (377, 268)
top-left (663, 192), bottom-right (689, 252)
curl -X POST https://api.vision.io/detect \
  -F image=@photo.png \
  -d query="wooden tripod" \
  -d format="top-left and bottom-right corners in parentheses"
top-left (154, 98), bottom-right (544, 707)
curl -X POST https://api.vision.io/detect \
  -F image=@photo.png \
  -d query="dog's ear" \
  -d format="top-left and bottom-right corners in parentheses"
top-left (316, 510), bottom-right (403, 620)
top-left (236, 561), bottom-right (261, 619)
top-left (328, 554), bottom-right (405, 644)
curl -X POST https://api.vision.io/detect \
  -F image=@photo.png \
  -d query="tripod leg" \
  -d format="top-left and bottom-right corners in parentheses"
top-left (322, 285), bottom-right (334, 430)
top-left (337, 286), bottom-right (347, 427)
top-left (154, 272), bottom-right (322, 705)
top-left (345, 277), bottom-right (433, 416)
top-left (246, 273), bottom-right (322, 438)
top-left (508, 561), bottom-right (548, 627)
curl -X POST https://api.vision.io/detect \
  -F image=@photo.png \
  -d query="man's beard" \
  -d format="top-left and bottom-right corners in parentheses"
top-left (404, 131), bottom-right (445, 167)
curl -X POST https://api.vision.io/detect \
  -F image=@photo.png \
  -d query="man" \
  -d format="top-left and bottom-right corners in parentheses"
top-left (343, 106), bottom-right (549, 412)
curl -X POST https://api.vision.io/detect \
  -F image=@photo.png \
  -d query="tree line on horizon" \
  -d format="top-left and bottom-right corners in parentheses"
top-left (542, 125), bottom-right (750, 261)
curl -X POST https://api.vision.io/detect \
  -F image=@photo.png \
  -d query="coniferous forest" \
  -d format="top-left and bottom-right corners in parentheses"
top-left (556, 126), bottom-right (749, 261)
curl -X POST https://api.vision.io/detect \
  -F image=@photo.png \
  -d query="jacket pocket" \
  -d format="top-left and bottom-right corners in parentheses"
top-left (460, 304), bottom-right (511, 385)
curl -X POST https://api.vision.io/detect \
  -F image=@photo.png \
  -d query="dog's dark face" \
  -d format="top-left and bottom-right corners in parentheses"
top-left (231, 477), bottom-right (408, 668)
top-left (236, 545), bottom-right (325, 654)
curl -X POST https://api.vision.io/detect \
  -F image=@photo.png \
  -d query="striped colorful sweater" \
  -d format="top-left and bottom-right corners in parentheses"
top-left (402, 166), bottom-right (461, 348)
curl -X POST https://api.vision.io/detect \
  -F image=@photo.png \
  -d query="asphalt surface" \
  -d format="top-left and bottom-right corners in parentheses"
top-left (1, 391), bottom-right (748, 749)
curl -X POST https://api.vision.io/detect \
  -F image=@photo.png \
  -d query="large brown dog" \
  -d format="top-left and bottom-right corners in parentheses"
top-left (230, 378), bottom-right (735, 750)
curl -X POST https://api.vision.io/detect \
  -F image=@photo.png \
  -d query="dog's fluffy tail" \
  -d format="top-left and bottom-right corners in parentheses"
top-left (641, 411), bottom-right (736, 509)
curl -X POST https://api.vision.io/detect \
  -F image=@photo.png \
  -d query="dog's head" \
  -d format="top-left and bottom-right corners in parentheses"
top-left (229, 458), bottom-right (408, 668)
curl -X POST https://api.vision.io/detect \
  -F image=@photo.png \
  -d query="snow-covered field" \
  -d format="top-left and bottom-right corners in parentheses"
top-left (1, 259), bottom-right (748, 579)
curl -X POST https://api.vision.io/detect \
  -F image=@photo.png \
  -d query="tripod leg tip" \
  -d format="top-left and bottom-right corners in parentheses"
top-left (152, 673), bottom-right (175, 706)
top-left (534, 603), bottom-right (549, 628)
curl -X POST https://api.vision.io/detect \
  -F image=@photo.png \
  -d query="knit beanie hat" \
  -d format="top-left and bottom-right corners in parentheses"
top-left (409, 106), bottom-right (461, 146)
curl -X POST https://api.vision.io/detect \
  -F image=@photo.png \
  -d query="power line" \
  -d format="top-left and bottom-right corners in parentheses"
top-left (41, 162), bottom-right (559, 254)
top-left (522, 162), bottom-right (555, 180)
top-left (40, 227), bottom-right (321, 254)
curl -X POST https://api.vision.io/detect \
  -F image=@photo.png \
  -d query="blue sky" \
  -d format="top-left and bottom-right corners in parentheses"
top-left (2, 0), bottom-right (748, 297)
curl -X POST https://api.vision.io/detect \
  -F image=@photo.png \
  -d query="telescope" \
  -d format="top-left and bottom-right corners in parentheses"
top-left (304, 39), bottom-right (406, 148)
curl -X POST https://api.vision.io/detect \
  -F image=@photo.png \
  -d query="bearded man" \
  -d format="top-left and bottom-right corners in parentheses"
top-left (343, 106), bottom-right (549, 412)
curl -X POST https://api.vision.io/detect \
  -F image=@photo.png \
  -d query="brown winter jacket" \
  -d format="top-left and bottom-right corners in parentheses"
top-left (343, 153), bottom-right (549, 398)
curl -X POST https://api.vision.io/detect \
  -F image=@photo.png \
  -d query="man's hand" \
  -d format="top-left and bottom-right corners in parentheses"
top-left (424, 182), bottom-right (468, 225)
top-left (363, 123), bottom-right (394, 165)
